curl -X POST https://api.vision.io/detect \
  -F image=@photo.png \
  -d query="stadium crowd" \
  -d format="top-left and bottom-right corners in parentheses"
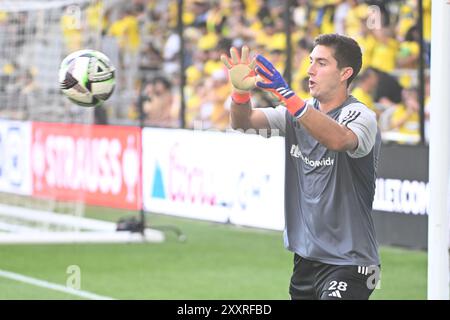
top-left (146, 0), bottom-right (431, 142)
top-left (139, 0), bottom-right (430, 144)
top-left (0, 0), bottom-right (431, 144)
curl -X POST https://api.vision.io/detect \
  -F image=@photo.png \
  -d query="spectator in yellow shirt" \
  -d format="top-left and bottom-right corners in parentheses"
top-left (389, 88), bottom-right (420, 143)
top-left (396, 2), bottom-right (417, 42)
top-left (108, 9), bottom-right (141, 53)
top-left (351, 67), bottom-right (380, 116)
top-left (371, 28), bottom-right (399, 73)
top-left (396, 25), bottom-right (420, 88)
top-left (344, 0), bottom-right (369, 39)
top-left (397, 25), bottom-right (420, 69)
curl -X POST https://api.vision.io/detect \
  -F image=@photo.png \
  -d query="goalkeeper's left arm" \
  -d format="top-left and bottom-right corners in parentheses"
top-left (254, 54), bottom-right (359, 152)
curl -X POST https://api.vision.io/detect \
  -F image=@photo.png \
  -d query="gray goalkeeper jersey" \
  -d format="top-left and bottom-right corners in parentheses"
top-left (260, 96), bottom-right (381, 266)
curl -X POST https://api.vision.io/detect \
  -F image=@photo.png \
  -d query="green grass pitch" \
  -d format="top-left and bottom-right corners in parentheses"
top-left (0, 206), bottom-right (427, 300)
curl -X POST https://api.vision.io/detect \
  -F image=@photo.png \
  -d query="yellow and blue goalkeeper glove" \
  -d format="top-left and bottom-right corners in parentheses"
top-left (255, 54), bottom-right (308, 118)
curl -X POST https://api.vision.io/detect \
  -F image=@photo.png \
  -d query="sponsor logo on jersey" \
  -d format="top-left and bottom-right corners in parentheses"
top-left (290, 144), bottom-right (334, 167)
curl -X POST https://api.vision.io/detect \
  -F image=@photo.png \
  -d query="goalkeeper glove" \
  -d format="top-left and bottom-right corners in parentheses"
top-left (221, 46), bottom-right (256, 104)
top-left (255, 54), bottom-right (308, 118)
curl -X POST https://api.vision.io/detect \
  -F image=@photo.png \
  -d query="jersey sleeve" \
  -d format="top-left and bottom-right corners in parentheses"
top-left (338, 104), bottom-right (378, 158)
top-left (258, 105), bottom-right (287, 136)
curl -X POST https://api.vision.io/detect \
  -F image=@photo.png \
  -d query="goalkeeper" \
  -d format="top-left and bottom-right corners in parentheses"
top-left (221, 34), bottom-right (381, 300)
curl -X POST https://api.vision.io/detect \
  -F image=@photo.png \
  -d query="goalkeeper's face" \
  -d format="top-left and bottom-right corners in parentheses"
top-left (307, 45), bottom-right (350, 102)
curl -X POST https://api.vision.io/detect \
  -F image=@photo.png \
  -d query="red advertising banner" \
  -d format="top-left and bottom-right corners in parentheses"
top-left (31, 122), bottom-right (141, 210)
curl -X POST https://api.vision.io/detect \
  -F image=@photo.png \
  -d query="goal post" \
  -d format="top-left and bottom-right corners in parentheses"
top-left (428, 0), bottom-right (450, 300)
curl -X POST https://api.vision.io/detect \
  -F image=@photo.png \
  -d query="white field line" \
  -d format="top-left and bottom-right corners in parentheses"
top-left (0, 269), bottom-right (115, 300)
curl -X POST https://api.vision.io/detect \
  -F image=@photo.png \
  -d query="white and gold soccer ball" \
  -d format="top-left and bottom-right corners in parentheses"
top-left (59, 49), bottom-right (115, 107)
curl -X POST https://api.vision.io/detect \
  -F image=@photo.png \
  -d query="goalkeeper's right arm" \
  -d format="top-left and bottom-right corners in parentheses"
top-left (229, 95), bottom-right (271, 131)
top-left (221, 46), bottom-right (271, 131)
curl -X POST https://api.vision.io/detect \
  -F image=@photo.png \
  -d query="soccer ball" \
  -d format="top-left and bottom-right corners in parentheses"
top-left (59, 49), bottom-right (115, 107)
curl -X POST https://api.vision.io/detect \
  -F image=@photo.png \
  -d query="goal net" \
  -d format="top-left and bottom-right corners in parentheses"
top-left (0, 0), bottom-right (164, 244)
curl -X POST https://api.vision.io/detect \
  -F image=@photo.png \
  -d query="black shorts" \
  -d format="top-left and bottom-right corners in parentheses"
top-left (289, 254), bottom-right (381, 300)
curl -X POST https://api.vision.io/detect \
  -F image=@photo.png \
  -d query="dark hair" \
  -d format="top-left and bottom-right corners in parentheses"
top-left (313, 34), bottom-right (362, 86)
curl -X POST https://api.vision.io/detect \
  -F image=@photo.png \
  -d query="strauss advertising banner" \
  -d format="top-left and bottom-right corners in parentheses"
top-left (31, 122), bottom-right (141, 210)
